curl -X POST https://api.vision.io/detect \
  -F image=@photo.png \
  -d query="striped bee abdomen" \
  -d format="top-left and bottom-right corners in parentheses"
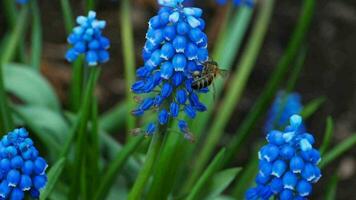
top-left (192, 74), bottom-right (215, 90)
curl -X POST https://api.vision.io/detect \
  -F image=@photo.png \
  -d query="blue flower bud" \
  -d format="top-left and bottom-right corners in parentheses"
top-left (301, 163), bottom-right (316, 182)
top-left (10, 188), bottom-right (24, 200)
top-left (136, 66), bottom-right (151, 78)
top-left (282, 171), bottom-right (297, 190)
top-left (1, 159), bottom-right (10, 171)
top-left (255, 173), bottom-right (270, 185)
top-left (267, 130), bottom-right (284, 145)
top-left (185, 43), bottom-right (198, 60)
top-left (279, 189), bottom-right (293, 200)
top-left (178, 120), bottom-right (188, 133)
top-left (161, 83), bottom-right (173, 98)
top-left (189, 28), bottom-right (203, 44)
top-left (7, 169), bottom-right (21, 187)
top-left (176, 90), bottom-right (187, 104)
top-left (170, 103), bottom-right (179, 118)
top-left (259, 161), bottom-right (272, 177)
top-left (261, 144), bottom-right (279, 162)
top-left (22, 160), bottom-right (34, 175)
top-left (172, 54), bottom-right (187, 71)
top-left (173, 36), bottom-right (187, 53)
top-left (197, 48), bottom-right (209, 62)
top-left (183, 7), bottom-right (203, 17)
top-left (172, 72), bottom-right (184, 86)
top-left (187, 16), bottom-right (201, 28)
top-left (169, 11), bottom-right (180, 23)
top-left (19, 175), bottom-right (32, 191)
top-left (148, 50), bottom-right (163, 67)
top-left (10, 156), bottom-right (23, 169)
top-left (279, 145), bottom-right (295, 160)
top-left (86, 51), bottom-right (98, 66)
top-left (299, 139), bottom-right (312, 151)
top-left (158, 109), bottom-right (169, 125)
top-left (163, 25), bottom-right (176, 41)
top-left (146, 123), bottom-right (156, 135)
top-left (177, 21), bottom-right (190, 35)
top-left (184, 105), bottom-right (196, 119)
top-left (271, 160), bottom-right (287, 178)
top-left (149, 16), bottom-right (161, 29)
top-left (290, 156), bottom-right (305, 173)
top-left (0, 181), bottom-right (10, 198)
top-left (161, 43), bottom-right (175, 60)
top-left (33, 175), bottom-right (47, 190)
top-left (296, 180), bottom-right (312, 197)
top-left (161, 62), bottom-right (174, 79)
top-left (131, 109), bottom-right (144, 117)
top-left (139, 98), bottom-right (155, 111)
top-left (270, 178), bottom-right (283, 193)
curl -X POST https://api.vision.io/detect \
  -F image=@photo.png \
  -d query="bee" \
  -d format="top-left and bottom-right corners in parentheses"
top-left (191, 60), bottom-right (228, 90)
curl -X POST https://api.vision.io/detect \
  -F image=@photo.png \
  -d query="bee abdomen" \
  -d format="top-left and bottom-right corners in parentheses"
top-left (192, 75), bottom-right (214, 90)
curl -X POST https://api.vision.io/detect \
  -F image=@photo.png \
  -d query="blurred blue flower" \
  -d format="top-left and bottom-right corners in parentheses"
top-left (66, 11), bottom-right (110, 66)
top-left (131, 0), bottom-right (210, 140)
top-left (16, 0), bottom-right (29, 4)
top-left (264, 91), bottom-right (304, 134)
top-left (0, 128), bottom-right (48, 200)
top-left (246, 115), bottom-right (322, 200)
top-left (216, 0), bottom-right (254, 7)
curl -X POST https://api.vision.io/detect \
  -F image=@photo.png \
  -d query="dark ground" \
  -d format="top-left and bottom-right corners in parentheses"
top-left (1, 0), bottom-right (355, 199)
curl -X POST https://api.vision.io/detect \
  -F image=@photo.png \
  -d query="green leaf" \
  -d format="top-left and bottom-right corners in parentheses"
top-left (30, 0), bottom-right (42, 70)
top-left (40, 157), bottom-right (66, 200)
top-left (186, 149), bottom-right (226, 200)
top-left (320, 134), bottom-right (356, 169)
top-left (320, 116), bottom-right (334, 155)
top-left (301, 97), bottom-right (325, 119)
top-left (4, 63), bottom-right (60, 110)
top-left (12, 105), bottom-right (69, 142)
top-left (325, 174), bottom-right (338, 200)
top-left (11, 105), bottom-right (67, 155)
top-left (204, 167), bottom-right (242, 200)
top-left (94, 135), bottom-right (144, 200)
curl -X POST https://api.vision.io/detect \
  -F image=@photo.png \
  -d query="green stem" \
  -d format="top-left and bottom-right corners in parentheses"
top-left (94, 135), bottom-right (144, 200)
top-left (185, 0), bottom-right (275, 191)
top-left (224, 0), bottom-right (316, 164)
top-left (127, 128), bottom-right (166, 200)
top-left (60, 0), bottom-right (74, 34)
top-left (86, 0), bottom-right (96, 11)
top-left (2, 0), bottom-right (17, 28)
top-left (69, 67), bottom-right (101, 199)
top-left (31, 0), bottom-right (42, 70)
top-left (120, 0), bottom-right (136, 137)
top-left (320, 134), bottom-right (356, 169)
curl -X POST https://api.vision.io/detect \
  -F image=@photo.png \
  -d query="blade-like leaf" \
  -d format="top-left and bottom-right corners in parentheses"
top-left (40, 158), bottom-right (66, 200)
top-left (186, 149), bottom-right (226, 200)
top-left (320, 116), bottom-right (334, 155)
top-left (204, 167), bottom-right (242, 199)
top-left (301, 97), bottom-right (325, 119)
top-left (4, 63), bottom-right (60, 110)
top-left (325, 174), bottom-right (338, 200)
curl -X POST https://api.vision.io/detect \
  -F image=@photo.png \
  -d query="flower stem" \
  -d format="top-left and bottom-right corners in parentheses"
top-left (127, 127), bottom-right (166, 200)
top-left (120, 0), bottom-right (136, 139)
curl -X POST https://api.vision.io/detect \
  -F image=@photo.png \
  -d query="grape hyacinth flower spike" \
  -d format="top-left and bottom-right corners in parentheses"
top-left (66, 11), bottom-right (110, 66)
top-left (131, 0), bottom-right (210, 141)
top-left (246, 115), bottom-right (322, 200)
top-left (264, 91), bottom-right (304, 134)
top-left (0, 128), bottom-right (48, 199)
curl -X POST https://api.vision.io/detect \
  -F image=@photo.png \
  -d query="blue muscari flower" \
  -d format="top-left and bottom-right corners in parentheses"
top-left (0, 128), bottom-right (48, 200)
top-left (65, 11), bottom-right (110, 67)
top-left (246, 115), bottom-right (322, 200)
top-left (16, 0), bottom-right (29, 4)
top-left (131, 0), bottom-right (209, 140)
top-left (264, 91), bottom-right (305, 134)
